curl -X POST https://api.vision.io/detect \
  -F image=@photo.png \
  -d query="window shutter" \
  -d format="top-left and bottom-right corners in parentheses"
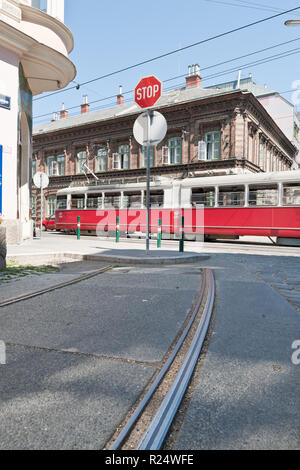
top-left (112, 153), bottom-right (119, 170)
top-left (162, 146), bottom-right (169, 164)
top-left (198, 141), bottom-right (207, 160)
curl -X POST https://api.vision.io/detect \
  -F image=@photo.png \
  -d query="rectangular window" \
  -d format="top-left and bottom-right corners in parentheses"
top-left (118, 144), bottom-right (130, 170)
top-left (32, 196), bottom-right (37, 217)
top-left (56, 155), bottom-right (65, 176)
top-left (168, 137), bottom-right (182, 164)
top-left (205, 131), bottom-right (221, 160)
top-left (198, 141), bottom-right (207, 160)
top-left (77, 151), bottom-right (87, 174)
top-left (141, 146), bottom-right (155, 168)
top-left (32, 159), bottom-right (36, 178)
top-left (46, 156), bottom-right (55, 176)
top-left (97, 147), bottom-right (107, 172)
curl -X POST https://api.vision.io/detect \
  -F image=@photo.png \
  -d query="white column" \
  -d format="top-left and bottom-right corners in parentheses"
top-left (215, 187), bottom-right (219, 207)
top-left (47, 0), bottom-right (64, 22)
top-left (120, 191), bottom-right (124, 209)
top-left (244, 184), bottom-right (249, 207)
top-left (278, 183), bottom-right (283, 207)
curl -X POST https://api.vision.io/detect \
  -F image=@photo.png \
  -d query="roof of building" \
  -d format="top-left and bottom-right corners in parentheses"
top-left (33, 85), bottom-right (248, 136)
top-left (206, 76), bottom-right (276, 97)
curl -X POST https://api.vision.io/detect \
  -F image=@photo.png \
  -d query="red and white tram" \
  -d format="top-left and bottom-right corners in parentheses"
top-left (55, 171), bottom-right (300, 245)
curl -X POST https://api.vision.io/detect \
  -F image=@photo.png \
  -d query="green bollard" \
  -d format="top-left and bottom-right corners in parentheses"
top-left (157, 218), bottom-right (162, 248)
top-left (77, 216), bottom-right (81, 240)
top-left (179, 216), bottom-right (184, 253)
top-left (116, 216), bottom-right (120, 243)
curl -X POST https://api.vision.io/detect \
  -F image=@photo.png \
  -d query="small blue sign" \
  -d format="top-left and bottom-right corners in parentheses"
top-left (0, 94), bottom-right (11, 110)
top-left (0, 145), bottom-right (2, 215)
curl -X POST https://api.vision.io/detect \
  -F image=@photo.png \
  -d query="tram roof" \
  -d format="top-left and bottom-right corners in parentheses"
top-left (181, 170), bottom-right (300, 187)
top-left (56, 171), bottom-right (300, 195)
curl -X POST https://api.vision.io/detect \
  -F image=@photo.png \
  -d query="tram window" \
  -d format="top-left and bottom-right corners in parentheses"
top-left (283, 183), bottom-right (300, 206)
top-left (71, 194), bottom-right (85, 209)
top-left (248, 185), bottom-right (278, 206)
top-left (218, 186), bottom-right (245, 207)
top-left (123, 193), bottom-right (142, 208)
top-left (104, 193), bottom-right (121, 209)
top-left (87, 194), bottom-right (103, 209)
top-left (143, 191), bottom-right (164, 208)
top-left (192, 188), bottom-right (215, 207)
top-left (56, 196), bottom-right (67, 210)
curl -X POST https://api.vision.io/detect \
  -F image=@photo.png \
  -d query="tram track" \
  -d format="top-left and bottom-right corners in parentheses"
top-left (0, 264), bottom-right (113, 308)
top-left (107, 268), bottom-right (215, 450)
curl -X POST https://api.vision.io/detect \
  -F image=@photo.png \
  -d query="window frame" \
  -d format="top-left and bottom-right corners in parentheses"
top-left (204, 131), bottom-right (221, 161)
top-left (168, 137), bottom-right (182, 165)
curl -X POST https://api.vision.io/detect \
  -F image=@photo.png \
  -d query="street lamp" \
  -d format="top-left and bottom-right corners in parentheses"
top-left (285, 20), bottom-right (300, 26)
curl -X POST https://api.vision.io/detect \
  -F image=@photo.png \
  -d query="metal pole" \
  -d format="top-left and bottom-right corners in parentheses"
top-left (40, 174), bottom-right (43, 239)
top-left (180, 215), bottom-right (185, 253)
top-left (77, 216), bottom-right (81, 240)
top-left (146, 109), bottom-right (151, 254)
top-left (157, 218), bottom-right (162, 249)
top-left (116, 216), bottom-right (120, 243)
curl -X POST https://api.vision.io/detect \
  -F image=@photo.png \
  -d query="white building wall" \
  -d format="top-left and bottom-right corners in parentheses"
top-left (0, 48), bottom-right (19, 224)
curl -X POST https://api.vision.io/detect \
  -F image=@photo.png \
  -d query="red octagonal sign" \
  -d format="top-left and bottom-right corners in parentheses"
top-left (135, 76), bottom-right (162, 109)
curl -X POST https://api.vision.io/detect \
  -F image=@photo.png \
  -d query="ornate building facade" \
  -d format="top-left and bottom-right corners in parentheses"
top-left (32, 67), bottom-right (296, 220)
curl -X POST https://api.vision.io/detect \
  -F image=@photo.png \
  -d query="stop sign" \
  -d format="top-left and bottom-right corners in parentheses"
top-left (135, 76), bottom-right (162, 109)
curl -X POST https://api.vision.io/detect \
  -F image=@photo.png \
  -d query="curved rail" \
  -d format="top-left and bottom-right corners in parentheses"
top-left (110, 269), bottom-right (212, 450)
top-left (137, 269), bottom-right (215, 450)
top-left (0, 265), bottom-right (112, 308)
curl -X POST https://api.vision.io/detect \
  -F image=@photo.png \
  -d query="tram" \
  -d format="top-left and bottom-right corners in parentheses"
top-left (54, 171), bottom-right (300, 245)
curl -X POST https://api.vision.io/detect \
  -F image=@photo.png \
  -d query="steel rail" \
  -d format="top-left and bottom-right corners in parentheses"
top-left (137, 269), bottom-right (215, 450)
top-left (109, 270), bottom-right (207, 450)
top-left (0, 265), bottom-right (112, 308)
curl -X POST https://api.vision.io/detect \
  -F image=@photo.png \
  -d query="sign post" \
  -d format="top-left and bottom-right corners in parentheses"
top-left (33, 172), bottom-right (49, 239)
top-left (0, 145), bottom-right (2, 217)
top-left (134, 76), bottom-right (166, 254)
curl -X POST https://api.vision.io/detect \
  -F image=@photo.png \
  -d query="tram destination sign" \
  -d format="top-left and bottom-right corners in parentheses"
top-left (0, 94), bottom-right (11, 110)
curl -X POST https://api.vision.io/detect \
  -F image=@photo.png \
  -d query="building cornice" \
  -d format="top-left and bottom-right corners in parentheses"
top-left (0, 18), bottom-right (76, 94)
top-left (20, 3), bottom-right (74, 54)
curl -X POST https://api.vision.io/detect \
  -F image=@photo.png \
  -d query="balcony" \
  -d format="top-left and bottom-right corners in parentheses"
top-left (0, 0), bottom-right (76, 95)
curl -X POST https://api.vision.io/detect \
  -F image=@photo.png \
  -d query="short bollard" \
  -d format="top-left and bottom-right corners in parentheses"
top-left (77, 216), bottom-right (81, 240)
top-left (179, 216), bottom-right (184, 252)
top-left (116, 217), bottom-right (120, 243)
top-left (157, 218), bottom-right (162, 248)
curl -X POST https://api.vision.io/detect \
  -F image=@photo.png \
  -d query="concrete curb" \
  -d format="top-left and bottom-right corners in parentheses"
top-left (7, 251), bottom-right (210, 266)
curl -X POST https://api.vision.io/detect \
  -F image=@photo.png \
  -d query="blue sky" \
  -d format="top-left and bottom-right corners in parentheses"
top-left (33, 0), bottom-right (300, 126)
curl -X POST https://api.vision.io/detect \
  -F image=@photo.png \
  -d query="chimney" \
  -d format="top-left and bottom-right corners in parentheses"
top-left (117, 85), bottom-right (124, 105)
top-left (81, 95), bottom-right (90, 114)
top-left (51, 112), bottom-right (59, 122)
top-left (185, 64), bottom-right (202, 89)
top-left (60, 103), bottom-right (68, 119)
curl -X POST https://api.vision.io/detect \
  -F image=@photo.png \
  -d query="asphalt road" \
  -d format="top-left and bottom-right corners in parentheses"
top-left (0, 263), bottom-right (201, 450)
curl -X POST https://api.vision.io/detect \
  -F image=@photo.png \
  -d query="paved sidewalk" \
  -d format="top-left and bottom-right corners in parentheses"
top-left (7, 234), bottom-right (207, 265)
